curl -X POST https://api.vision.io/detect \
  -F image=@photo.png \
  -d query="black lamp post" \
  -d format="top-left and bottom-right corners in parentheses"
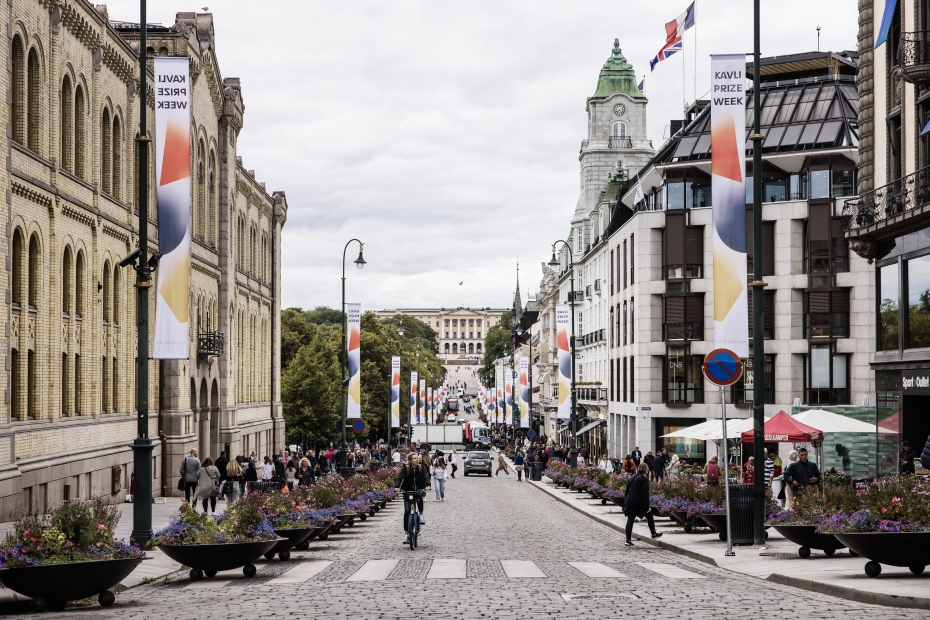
top-left (548, 241), bottom-right (578, 468)
top-left (338, 239), bottom-right (366, 472)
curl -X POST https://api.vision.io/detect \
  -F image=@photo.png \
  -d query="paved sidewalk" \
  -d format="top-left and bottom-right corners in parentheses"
top-left (520, 462), bottom-right (930, 610)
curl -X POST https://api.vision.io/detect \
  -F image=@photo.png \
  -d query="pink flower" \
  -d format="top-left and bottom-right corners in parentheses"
top-left (97, 524), bottom-right (106, 530)
top-left (881, 507), bottom-right (888, 514)
top-left (23, 530), bottom-right (30, 537)
top-left (891, 496), bottom-right (900, 503)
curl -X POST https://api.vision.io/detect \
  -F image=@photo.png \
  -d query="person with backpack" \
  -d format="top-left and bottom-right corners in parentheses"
top-left (432, 451), bottom-right (448, 501)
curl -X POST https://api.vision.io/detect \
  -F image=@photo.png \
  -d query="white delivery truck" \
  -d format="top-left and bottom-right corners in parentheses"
top-left (410, 424), bottom-right (464, 445)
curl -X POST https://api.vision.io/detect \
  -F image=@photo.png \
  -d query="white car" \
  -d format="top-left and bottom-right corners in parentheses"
top-left (447, 414), bottom-right (457, 423)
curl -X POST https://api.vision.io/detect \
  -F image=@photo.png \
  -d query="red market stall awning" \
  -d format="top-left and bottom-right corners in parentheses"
top-left (740, 410), bottom-right (823, 443)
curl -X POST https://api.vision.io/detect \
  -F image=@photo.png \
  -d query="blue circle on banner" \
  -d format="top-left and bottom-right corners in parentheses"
top-left (527, 429), bottom-right (537, 439)
top-left (703, 349), bottom-right (743, 387)
top-left (351, 419), bottom-right (366, 433)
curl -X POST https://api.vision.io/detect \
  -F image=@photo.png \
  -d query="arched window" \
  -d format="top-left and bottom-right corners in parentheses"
top-left (468, 343), bottom-right (474, 354)
top-left (196, 140), bottom-right (205, 240)
top-left (75, 250), bottom-right (85, 318)
top-left (12, 229), bottom-right (22, 305)
top-left (261, 234), bottom-right (267, 282)
top-left (612, 121), bottom-right (627, 138)
top-left (112, 115), bottom-right (122, 200)
top-left (250, 226), bottom-right (256, 274)
top-left (208, 152), bottom-right (216, 247)
top-left (101, 108), bottom-right (111, 194)
top-left (444, 343), bottom-right (450, 353)
top-left (477, 343), bottom-right (482, 353)
top-left (102, 261), bottom-right (111, 322)
top-left (11, 36), bottom-right (25, 145)
top-left (62, 247), bottom-right (72, 313)
top-left (112, 266), bottom-right (120, 324)
top-left (27, 48), bottom-right (40, 152)
top-left (60, 76), bottom-right (73, 171)
top-left (28, 234), bottom-right (38, 308)
top-left (74, 86), bottom-right (86, 179)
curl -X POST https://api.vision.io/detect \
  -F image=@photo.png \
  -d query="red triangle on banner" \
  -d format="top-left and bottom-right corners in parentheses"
top-left (159, 121), bottom-right (191, 186)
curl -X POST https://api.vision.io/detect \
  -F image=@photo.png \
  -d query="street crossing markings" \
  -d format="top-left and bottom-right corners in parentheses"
top-left (266, 561), bottom-right (333, 585)
top-left (501, 560), bottom-right (547, 578)
top-left (426, 558), bottom-right (467, 579)
top-left (568, 562), bottom-right (626, 578)
top-left (634, 562), bottom-right (707, 579)
top-left (184, 579), bottom-right (233, 590)
top-left (345, 559), bottom-right (400, 582)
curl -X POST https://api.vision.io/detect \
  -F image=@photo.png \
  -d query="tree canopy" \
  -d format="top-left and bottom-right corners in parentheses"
top-left (281, 307), bottom-right (445, 448)
top-left (478, 310), bottom-right (511, 387)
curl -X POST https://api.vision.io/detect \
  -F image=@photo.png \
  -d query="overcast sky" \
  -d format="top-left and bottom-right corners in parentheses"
top-left (106, 0), bottom-right (858, 312)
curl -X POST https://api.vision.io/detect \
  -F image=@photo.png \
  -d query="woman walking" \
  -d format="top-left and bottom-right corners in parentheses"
top-left (495, 452), bottom-right (510, 477)
top-left (225, 459), bottom-right (243, 505)
top-left (432, 451), bottom-right (448, 501)
top-left (622, 454), bottom-right (636, 474)
top-left (261, 456), bottom-right (275, 482)
top-left (285, 458), bottom-right (297, 491)
top-left (666, 454), bottom-right (682, 478)
top-left (622, 463), bottom-right (663, 546)
top-left (244, 458), bottom-right (259, 494)
top-left (194, 458), bottom-right (221, 516)
top-left (597, 454), bottom-right (614, 474)
top-left (296, 458), bottom-right (315, 487)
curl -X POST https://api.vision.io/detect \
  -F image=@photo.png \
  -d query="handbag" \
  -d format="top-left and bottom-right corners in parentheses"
top-left (177, 477), bottom-right (185, 491)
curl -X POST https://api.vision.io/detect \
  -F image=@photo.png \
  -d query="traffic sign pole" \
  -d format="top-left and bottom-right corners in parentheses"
top-left (719, 385), bottom-right (735, 557)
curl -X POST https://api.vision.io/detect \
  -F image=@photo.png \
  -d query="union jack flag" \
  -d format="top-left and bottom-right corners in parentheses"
top-left (650, 2), bottom-right (694, 72)
top-left (650, 39), bottom-right (683, 72)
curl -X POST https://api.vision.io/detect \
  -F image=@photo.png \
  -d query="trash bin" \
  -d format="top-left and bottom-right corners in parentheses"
top-left (727, 483), bottom-right (756, 544)
top-left (530, 462), bottom-right (544, 481)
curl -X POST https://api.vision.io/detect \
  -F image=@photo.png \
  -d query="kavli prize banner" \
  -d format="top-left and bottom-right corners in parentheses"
top-left (419, 380), bottom-right (426, 424)
top-left (346, 303), bottom-right (361, 418)
top-left (504, 369), bottom-right (514, 426)
top-left (519, 356), bottom-right (530, 428)
top-left (410, 371), bottom-right (418, 426)
top-left (390, 356), bottom-right (401, 428)
top-left (711, 54), bottom-right (749, 357)
top-left (153, 57), bottom-right (191, 359)
top-left (556, 304), bottom-right (572, 419)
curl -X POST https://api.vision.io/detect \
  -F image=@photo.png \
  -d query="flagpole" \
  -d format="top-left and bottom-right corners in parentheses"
top-left (694, 7), bottom-right (698, 106)
top-left (682, 38), bottom-right (687, 116)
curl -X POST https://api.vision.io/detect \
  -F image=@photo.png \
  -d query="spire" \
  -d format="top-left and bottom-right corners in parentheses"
top-left (513, 261), bottom-right (523, 319)
top-left (593, 39), bottom-right (644, 99)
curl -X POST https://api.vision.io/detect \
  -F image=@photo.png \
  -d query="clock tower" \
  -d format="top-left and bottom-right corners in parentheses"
top-left (574, 40), bottom-right (654, 226)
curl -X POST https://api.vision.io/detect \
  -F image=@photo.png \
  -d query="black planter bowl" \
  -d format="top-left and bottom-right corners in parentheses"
top-left (0, 557), bottom-right (145, 612)
top-left (158, 539), bottom-right (282, 581)
top-left (699, 513), bottom-right (726, 533)
top-left (669, 510), bottom-right (687, 526)
top-left (833, 532), bottom-right (930, 577)
top-left (772, 524), bottom-right (846, 558)
top-left (609, 497), bottom-right (625, 508)
top-left (264, 528), bottom-right (315, 560)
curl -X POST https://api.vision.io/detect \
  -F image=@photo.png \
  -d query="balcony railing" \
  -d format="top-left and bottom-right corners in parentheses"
top-left (842, 165), bottom-right (930, 232)
top-left (585, 285), bottom-right (592, 298)
top-left (581, 329), bottom-right (605, 346)
top-left (197, 314), bottom-right (225, 365)
top-left (898, 31), bottom-right (930, 84)
top-left (608, 136), bottom-right (632, 149)
top-left (577, 387), bottom-right (607, 402)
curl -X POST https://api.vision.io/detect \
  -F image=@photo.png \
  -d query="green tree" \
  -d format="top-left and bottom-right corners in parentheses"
top-left (281, 308), bottom-right (314, 371)
top-left (479, 310), bottom-right (511, 386)
top-left (281, 326), bottom-right (341, 447)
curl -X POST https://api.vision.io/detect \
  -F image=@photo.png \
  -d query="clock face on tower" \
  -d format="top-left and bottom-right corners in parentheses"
top-left (613, 103), bottom-right (626, 116)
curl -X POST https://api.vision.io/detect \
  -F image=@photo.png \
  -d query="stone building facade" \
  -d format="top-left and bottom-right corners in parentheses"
top-left (0, 5), bottom-right (286, 516)
top-left (376, 307), bottom-right (507, 361)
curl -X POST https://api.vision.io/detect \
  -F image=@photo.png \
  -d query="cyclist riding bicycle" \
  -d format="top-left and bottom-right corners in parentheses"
top-left (394, 452), bottom-right (431, 546)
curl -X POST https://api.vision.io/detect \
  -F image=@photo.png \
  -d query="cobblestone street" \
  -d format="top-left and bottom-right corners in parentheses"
top-left (10, 462), bottom-right (921, 619)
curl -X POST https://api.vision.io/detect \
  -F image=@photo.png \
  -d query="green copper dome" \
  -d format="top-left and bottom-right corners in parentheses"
top-left (593, 39), bottom-right (644, 99)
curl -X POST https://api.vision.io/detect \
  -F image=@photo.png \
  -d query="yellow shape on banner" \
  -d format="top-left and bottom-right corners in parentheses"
top-left (159, 254), bottom-right (190, 323)
top-left (713, 248), bottom-right (744, 321)
top-left (349, 377), bottom-right (360, 405)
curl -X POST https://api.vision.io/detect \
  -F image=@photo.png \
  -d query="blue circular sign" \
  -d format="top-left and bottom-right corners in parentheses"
top-left (527, 429), bottom-right (537, 439)
top-left (703, 349), bottom-right (743, 386)
top-left (351, 419), bottom-right (366, 433)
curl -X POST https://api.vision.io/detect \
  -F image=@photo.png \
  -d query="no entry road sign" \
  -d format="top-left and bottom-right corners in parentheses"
top-left (703, 349), bottom-right (743, 387)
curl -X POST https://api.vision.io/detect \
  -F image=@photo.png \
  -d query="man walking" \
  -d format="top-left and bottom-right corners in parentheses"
top-left (764, 450), bottom-right (776, 489)
top-left (449, 449), bottom-right (458, 478)
top-left (783, 447), bottom-right (821, 493)
top-left (632, 447), bottom-right (642, 467)
top-left (214, 451), bottom-right (229, 500)
top-left (180, 449), bottom-right (201, 505)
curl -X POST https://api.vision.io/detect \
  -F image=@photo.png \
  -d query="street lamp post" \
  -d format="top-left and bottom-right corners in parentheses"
top-left (339, 239), bottom-right (366, 472)
top-left (548, 241), bottom-right (578, 468)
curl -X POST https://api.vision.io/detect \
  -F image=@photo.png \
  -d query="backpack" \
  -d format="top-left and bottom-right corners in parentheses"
top-left (706, 462), bottom-right (719, 481)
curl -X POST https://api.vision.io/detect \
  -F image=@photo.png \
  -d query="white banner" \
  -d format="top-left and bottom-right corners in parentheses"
top-left (519, 356), bottom-right (529, 428)
top-left (419, 379), bottom-right (426, 425)
top-left (390, 356), bottom-right (401, 428)
top-left (427, 387), bottom-right (433, 424)
top-left (504, 369), bottom-right (514, 426)
top-left (153, 57), bottom-right (191, 359)
top-left (410, 371), bottom-right (418, 426)
top-left (346, 303), bottom-right (361, 418)
top-left (711, 54), bottom-right (749, 357)
top-left (556, 304), bottom-right (572, 419)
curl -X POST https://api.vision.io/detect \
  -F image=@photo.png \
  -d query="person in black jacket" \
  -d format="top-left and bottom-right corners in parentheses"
top-left (394, 453), bottom-right (431, 545)
top-left (922, 433), bottom-right (930, 471)
top-left (622, 463), bottom-right (663, 546)
top-left (783, 448), bottom-right (821, 491)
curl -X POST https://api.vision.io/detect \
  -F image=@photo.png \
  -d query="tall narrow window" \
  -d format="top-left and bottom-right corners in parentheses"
top-left (12, 229), bottom-right (22, 305)
top-left (27, 234), bottom-right (38, 308)
top-left (101, 108), bottom-right (112, 194)
top-left (75, 86), bottom-right (86, 179)
top-left (60, 76), bottom-right (73, 171)
top-left (102, 262), bottom-right (111, 322)
top-left (27, 48), bottom-right (40, 152)
top-left (62, 248), bottom-right (72, 313)
top-left (112, 358), bottom-right (118, 413)
top-left (102, 356), bottom-right (109, 413)
top-left (27, 350), bottom-right (35, 420)
top-left (196, 140), bottom-right (205, 239)
top-left (61, 354), bottom-right (68, 416)
top-left (75, 251), bottom-right (85, 318)
top-left (208, 153), bottom-right (216, 247)
top-left (112, 116), bottom-right (122, 200)
top-left (11, 349), bottom-right (20, 420)
top-left (74, 354), bottom-right (82, 415)
top-left (622, 357), bottom-right (627, 402)
top-left (112, 267), bottom-right (120, 324)
top-left (11, 36), bottom-right (25, 145)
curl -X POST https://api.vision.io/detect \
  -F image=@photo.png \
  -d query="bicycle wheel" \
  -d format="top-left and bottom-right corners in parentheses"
top-left (408, 512), bottom-right (419, 550)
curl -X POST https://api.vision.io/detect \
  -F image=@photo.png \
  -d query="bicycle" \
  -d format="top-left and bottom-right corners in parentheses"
top-left (404, 490), bottom-right (423, 550)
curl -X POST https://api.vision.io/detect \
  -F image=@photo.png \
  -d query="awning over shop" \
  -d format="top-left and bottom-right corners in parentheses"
top-left (740, 410), bottom-right (823, 443)
top-left (576, 419), bottom-right (605, 435)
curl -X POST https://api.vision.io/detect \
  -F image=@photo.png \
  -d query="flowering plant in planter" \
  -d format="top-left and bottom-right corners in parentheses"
top-left (603, 489), bottom-right (625, 500)
top-left (150, 496), bottom-right (275, 546)
top-left (0, 499), bottom-right (144, 569)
